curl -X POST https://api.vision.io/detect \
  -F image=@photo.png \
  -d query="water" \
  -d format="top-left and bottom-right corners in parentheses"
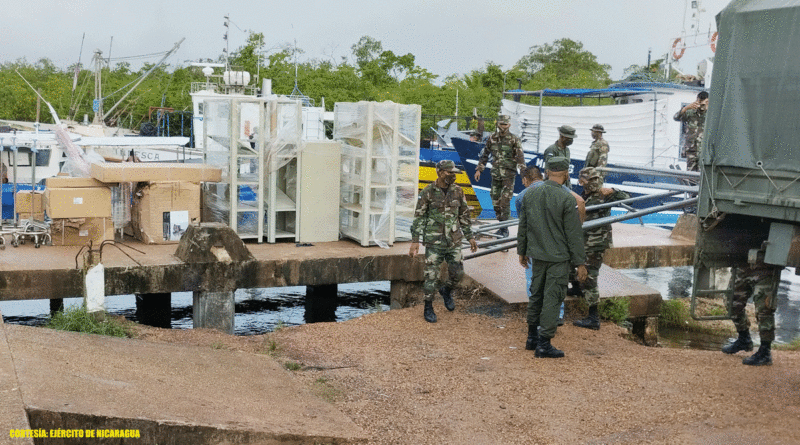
top-left (3, 268), bottom-right (798, 347)
top-left (619, 266), bottom-right (800, 346)
top-left (0, 282), bottom-right (390, 336)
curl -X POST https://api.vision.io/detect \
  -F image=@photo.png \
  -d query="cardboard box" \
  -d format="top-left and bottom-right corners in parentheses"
top-left (131, 181), bottom-right (200, 244)
top-left (91, 163), bottom-right (222, 184)
top-left (50, 217), bottom-right (114, 246)
top-left (18, 212), bottom-right (45, 221)
top-left (15, 190), bottom-right (44, 214)
top-left (46, 177), bottom-right (110, 188)
top-left (45, 187), bottom-right (112, 218)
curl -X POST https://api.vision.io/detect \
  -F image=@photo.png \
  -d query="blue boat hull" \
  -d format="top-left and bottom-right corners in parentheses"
top-left (450, 137), bottom-right (684, 224)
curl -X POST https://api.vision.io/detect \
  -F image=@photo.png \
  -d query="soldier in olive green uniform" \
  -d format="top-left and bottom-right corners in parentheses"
top-left (517, 157), bottom-right (587, 358)
top-left (585, 124), bottom-right (610, 177)
top-left (572, 167), bottom-right (630, 330)
top-left (474, 115), bottom-right (525, 237)
top-left (721, 259), bottom-right (784, 366)
top-left (410, 160), bottom-right (478, 323)
top-left (542, 125), bottom-right (577, 164)
top-left (673, 91), bottom-right (708, 172)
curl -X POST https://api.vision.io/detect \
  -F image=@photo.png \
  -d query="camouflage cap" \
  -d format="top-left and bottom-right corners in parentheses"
top-left (591, 124), bottom-right (605, 133)
top-left (546, 156), bottom-right (569, 172)
top-left (580, 167), bottom-right (601, 180)
top-left (497, 115), bottom-right (510, 124)
top-left (558, 125), bottom-right (577, 139)
top-left (436, 159), bottom-right (460, 173)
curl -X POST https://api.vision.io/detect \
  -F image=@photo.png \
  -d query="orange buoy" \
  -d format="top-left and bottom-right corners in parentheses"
top-left (672, 38), bottom-right (686, 60)
top-left (710, 31), bottom-right (719, 52)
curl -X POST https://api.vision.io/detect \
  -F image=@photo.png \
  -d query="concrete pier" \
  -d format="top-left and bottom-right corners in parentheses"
top-left (305, 284), bottom-right (338, 323)
top-left (192, 291), bottom-right (235, 334)
top-left (135, 293), bottom-right (171, 329)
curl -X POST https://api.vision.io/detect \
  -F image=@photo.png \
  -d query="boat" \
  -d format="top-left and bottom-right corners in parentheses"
top-left (450, 82), bottom-right (706, 223)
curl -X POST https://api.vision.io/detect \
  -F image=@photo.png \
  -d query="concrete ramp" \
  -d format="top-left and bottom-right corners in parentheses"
top-left (6, 325), bottom-right (368, 444)
top-left (465, 223), bottom-right (663, 316)
top-left (0, 312), bottom-right (33, 445)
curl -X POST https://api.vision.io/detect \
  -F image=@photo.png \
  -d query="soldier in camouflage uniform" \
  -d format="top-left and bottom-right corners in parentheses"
top-left (410, 160), bottom-right (478, 323)
top-left (721, 259), bottom-right (784, 366)
top-left (474, 115), bottom-right (525, 237)
top-left (673, 91), bottom-right (708, 172)
top-left (585, 124), bottom-right (609, 177)
top-left (542, 125), bottom-right (577, 164)
top-left (573, 167), bottom-right (630, 330)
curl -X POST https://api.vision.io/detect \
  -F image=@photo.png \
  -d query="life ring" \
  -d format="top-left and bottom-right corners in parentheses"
top-left (672, 38), bottom-right (686, 60)
top-left (710, 31), bottom-right (719, 53)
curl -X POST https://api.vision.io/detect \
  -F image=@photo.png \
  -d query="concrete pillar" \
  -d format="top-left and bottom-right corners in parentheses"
top-left (135, 293), bottom-right (172, 329)
top-left (305, 284), bottom-right (338, 323)
top-left (390, 280), bottom-right (420, 309)
top-left (84, 262), bottom-right (105, 321)
top-left (49, 298), bottom-right (64, 314)
top-left (193, 290), bottom-right (235, 334)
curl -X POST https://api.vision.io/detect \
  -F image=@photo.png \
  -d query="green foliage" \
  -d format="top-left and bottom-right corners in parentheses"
top-left (660, 299), bottom-right (690, 327)
top-left (599, 297), bottom-right (629, 324)
top-left (1, 35), bottom-right (614, 131)
top-left (774, 336), bottom-right (800, 351)
top-left (284, 361), bottom-right (302, 371)
top-left (46, 306), bottom-right (129, 338)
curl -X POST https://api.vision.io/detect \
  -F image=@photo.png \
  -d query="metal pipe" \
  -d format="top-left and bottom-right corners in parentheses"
top-left (473, 219), bottom-right (519, 232)
top-left (599, 165), bottom-right (700, 179)
top-left (464, 241), bottom-right (518, 260)
top-left (582, 197), bottom-right (698, 231)
top-left (464, 197), bottom-right (698, 259)
top-left (621, 181), bottom-right (698, 193)
top-left (584, 190), bottom-right (682, 212)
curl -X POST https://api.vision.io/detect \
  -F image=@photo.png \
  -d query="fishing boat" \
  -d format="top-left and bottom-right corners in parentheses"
top-left (451, 82), bottom-right (705, 223)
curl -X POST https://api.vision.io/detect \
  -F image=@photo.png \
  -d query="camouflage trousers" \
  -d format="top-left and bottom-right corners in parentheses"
top-left (729, 264), bottom-right (783, 342)
top-left (684, 138), bottom-right (702, 172)
top-left (579, 250), bottom-right (605, 306)
top-left (490, 168), bottom-right (515, 221)
top-left (423, 246), bottom-right (464, 302)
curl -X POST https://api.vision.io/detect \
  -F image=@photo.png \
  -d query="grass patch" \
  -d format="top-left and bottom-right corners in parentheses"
top-left (312, 377), bottom-right (341, 403)
top-left (284, 361), bottom-right (302, 371)
top-left (210, 341), bottom-right (227, 350)
top-left (599, 297), bottom-right (629, 324)
top-left (660, 299), bottom-right (690, 327)
top-left (775, 336), bottom-right (800, 351)
top-left (46, 306), bottom-right (129, 338)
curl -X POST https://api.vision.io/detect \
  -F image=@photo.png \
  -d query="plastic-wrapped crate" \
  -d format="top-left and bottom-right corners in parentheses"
top-left (333, 101), bottom-right (421, 247)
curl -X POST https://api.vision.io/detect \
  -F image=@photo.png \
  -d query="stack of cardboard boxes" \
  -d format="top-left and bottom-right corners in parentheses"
top-left (44, 177), bottom-right (114, 246)
top-left (41, 163), bottom-right (221, 246)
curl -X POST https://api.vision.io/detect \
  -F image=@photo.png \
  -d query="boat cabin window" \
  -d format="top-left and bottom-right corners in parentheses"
top-left (1, 148), bottom-right (51, 167)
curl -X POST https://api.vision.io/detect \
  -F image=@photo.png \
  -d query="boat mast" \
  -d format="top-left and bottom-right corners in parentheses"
top-left (92, 50), bottom-right (104, 125)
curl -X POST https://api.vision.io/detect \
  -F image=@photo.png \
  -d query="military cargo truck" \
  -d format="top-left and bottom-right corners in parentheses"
top-left (692, 0), bottom-right (800, 317)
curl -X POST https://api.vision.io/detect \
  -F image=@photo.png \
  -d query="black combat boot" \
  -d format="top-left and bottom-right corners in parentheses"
top-left (573, 304), bottom-right (600, 330)
top-left (721, 330), bottom-right (753, 354)
top-left (742, 341), bottom-right (772, 366)
top-left (566, 281), bottom-right (583, 297)
top-left (494, 227), bottom-right (509, 238)
top-left (439, 286), bottom-right (455, 311)
top-left (534, 337), bottom-right (565, 358)
top-left (525, 324), bottom-right (538, 350)
top-left (423, 301), bottom-right (437, 323)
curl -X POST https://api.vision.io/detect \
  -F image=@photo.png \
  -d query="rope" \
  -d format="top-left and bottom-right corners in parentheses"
top-left (756, 162), bottom-right (780, 191)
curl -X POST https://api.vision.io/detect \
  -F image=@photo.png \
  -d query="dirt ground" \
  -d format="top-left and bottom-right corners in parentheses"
top-left (128, 288), bottom-right (800, 445)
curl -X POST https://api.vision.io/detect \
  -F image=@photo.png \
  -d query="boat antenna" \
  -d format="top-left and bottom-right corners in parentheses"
top-left (107, 36), bottom-right (113, 66)
top-left (288, 38), bottom-right (313, 106)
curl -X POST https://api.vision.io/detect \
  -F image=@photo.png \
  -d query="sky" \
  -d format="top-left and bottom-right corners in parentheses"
top-left (2, 0), bottom-right (730, 84)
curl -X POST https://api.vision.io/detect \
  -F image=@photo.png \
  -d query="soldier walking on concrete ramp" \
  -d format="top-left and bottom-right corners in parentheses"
top-left (474, 115), bottom-right (525, 237)
top-left (410, 160), bottom-right (478, 323)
